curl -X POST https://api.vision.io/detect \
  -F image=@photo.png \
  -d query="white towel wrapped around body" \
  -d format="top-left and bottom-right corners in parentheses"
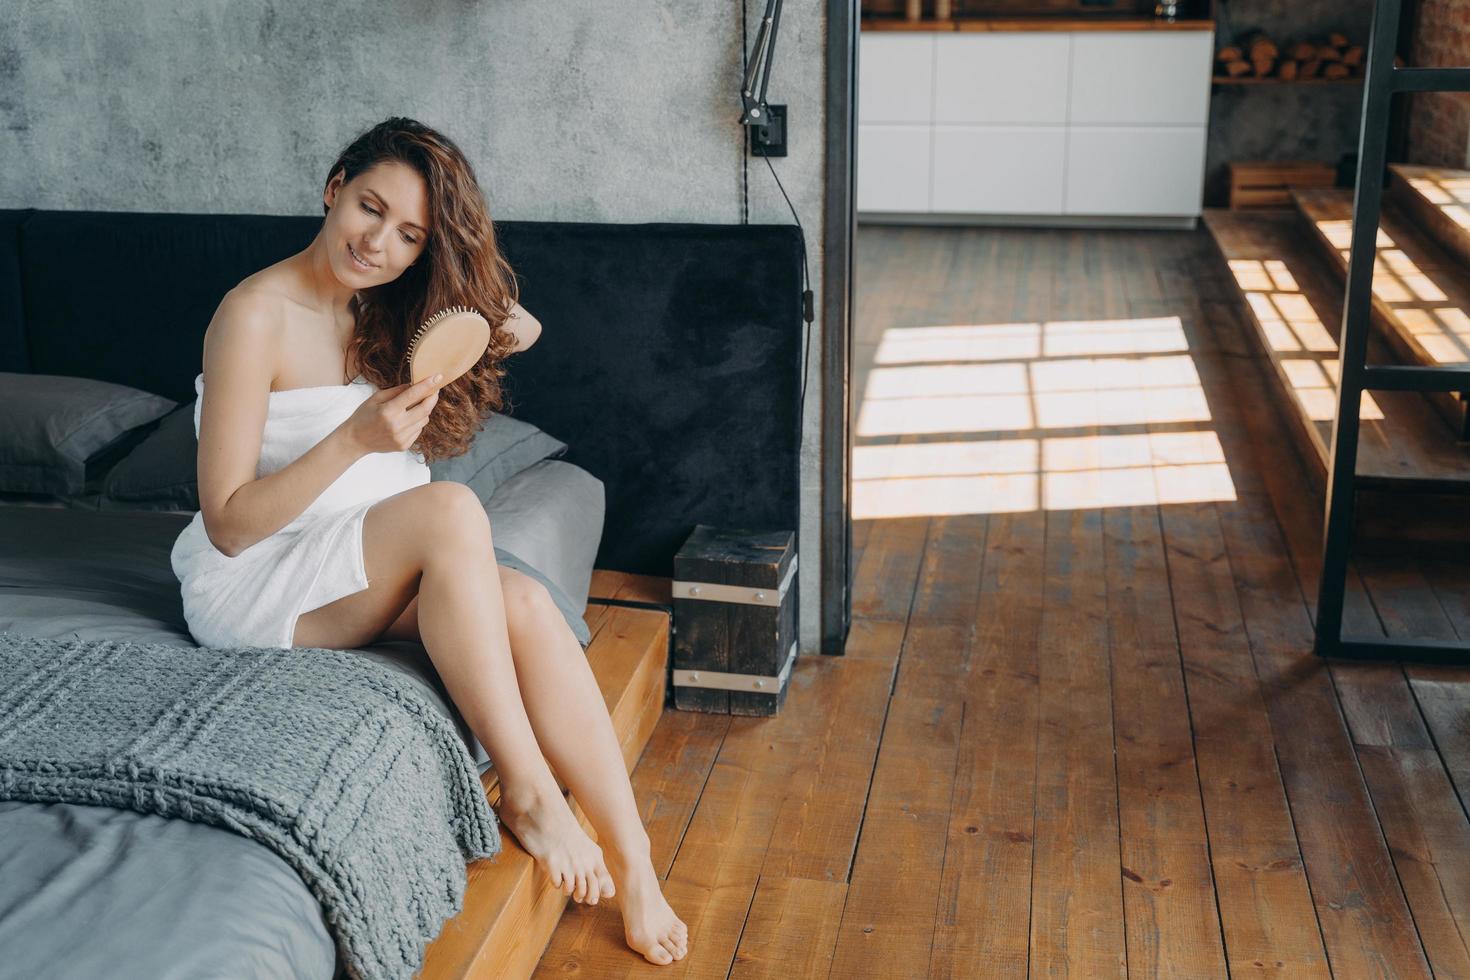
top-left (171, 372), bottom-right (430, 649)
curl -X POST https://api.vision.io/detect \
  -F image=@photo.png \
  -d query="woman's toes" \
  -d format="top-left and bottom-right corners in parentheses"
top-left (648, 942), bottom-right (673, 965)
top-left (573, 873), bottom-right (588, 903)
top-left (599, 871), bottom-right (616, 898)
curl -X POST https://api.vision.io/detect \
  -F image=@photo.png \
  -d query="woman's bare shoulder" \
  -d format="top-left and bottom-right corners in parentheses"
top-left (208, 285), bottom-right (283, 335)
top-left (226, 261), bottom-right (299, 313)
top-left (203, 283), bottom-right (287, 374)
top-left (233, 253), bottom-right (297, 293)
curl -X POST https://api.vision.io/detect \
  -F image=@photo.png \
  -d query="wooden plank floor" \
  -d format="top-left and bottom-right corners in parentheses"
top-left (532, 226), bottom-right (1470, 978)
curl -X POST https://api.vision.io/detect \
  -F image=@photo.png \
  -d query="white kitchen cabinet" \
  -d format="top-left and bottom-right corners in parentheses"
top-left (934, 33), bottom-right (1071, 124)
top-left (858, 124), bottom-right (932, 212)
top-left (858, 34), bottom-right (934, 124)
top-left (932, 125), bottom-right (1067, 213)
top-left (856, 26), bottom-right (1214, 221)
top-left (1069, 32), bottom-right (1214, 125)
top-left (1065, 127), bottom-right (1207, 216)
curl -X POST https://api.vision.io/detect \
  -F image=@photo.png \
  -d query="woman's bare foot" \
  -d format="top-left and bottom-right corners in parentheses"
top-left (606, 848), bottom-right (689, 965)
top-left (498, 783), bottom-right (616, 904)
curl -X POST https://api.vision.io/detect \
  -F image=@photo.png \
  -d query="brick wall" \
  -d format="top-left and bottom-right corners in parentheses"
top-left (1407, 0), bottom-right (1470, 167)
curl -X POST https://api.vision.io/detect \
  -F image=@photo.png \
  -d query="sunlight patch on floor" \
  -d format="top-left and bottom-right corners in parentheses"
top-left (856, 354), bottom-right (1212, 437)
top-left (871, 315), bottom-right (1187, 366)
top-left (852, 316), bottom-right (1239, 518)
top-left (852, 431), bottom-right (1236, 518)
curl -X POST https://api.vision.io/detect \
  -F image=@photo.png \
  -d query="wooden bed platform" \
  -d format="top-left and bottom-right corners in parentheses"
top-left (418, 570), bottom-right (672, 979)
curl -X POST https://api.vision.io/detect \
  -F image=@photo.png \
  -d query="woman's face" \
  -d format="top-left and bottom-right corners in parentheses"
top-left (322, 160), bottom-right (430, 286)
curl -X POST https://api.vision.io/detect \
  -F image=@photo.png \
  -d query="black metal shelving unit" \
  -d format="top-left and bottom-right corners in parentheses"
top-left (1315, 0), bottom-right (1470, 663)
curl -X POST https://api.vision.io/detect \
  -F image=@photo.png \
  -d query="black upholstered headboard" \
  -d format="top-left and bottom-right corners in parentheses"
top-left (0, 208), bottom-right (804, 577)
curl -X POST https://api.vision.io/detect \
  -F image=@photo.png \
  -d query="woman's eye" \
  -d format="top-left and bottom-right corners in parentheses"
top-left (362, 203), bottom-right (415, 244)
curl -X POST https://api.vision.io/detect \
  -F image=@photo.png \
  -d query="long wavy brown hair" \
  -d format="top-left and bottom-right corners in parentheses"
top-left (324, 117), bottom-right (520, 464)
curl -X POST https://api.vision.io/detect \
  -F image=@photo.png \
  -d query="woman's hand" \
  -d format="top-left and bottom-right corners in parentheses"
top-left (341, 374), bottom-right (442, 455)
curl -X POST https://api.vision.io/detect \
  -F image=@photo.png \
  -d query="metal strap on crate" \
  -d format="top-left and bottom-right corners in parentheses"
top-left (673, 638), bottom-right (798, 694)
top-left (671, 553), bottom-right (798, 607)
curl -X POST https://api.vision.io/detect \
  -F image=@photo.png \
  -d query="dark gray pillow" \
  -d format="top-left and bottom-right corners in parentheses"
top-left (0, 373), bottom-right (176, 495)
top-left (429, 413), bottom-right (569, 502)
top-left (100, 400), bottom-right (567, 511)
top-left (99, 400), bottom-right (199, 510)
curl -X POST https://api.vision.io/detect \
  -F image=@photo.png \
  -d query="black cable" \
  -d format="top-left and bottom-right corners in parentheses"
top-left (761, 153), bottom-right (813, 452)
top-left (741, 0), bottom-right (813, 452)
top-left (740, 0), bottom-right (749, 225)
top-left (743, 131), bottom-right (750, 225)
top-left (585, 597), bottom-right (673, 617)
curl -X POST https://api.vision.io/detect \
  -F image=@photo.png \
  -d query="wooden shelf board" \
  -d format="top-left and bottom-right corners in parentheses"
top-left (1389, 163), bottom-right (1470, 273)
top-left (1203, 208), bottom-right (1470, 492)
top-left (1212, 76), bottom-right (1362, 85)
top-left (861, 16), bottom-right (1214, 32)
top-left (1292, 186), bottom-right (1470, 369)
top-left (1291, 185), bottom-right (1470, 435)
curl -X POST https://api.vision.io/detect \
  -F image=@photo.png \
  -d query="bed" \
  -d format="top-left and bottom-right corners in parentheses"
top-left (0, 207), bottom-right (804, 977)
top-left (0, 458), bottom-right (604, 978)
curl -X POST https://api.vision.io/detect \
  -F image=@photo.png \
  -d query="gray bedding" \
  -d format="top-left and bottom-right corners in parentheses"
top-left (0, 459), bottom-right (605, 979)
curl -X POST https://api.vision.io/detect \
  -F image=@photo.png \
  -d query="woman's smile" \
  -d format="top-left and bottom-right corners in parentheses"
top-left (347, 241), bottom-right (378, 271)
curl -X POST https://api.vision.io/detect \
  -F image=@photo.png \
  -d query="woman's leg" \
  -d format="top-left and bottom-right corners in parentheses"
top-left (291, 482), bottom-right (613, 907)
top-left (383, 570), bottom-right (690, 965)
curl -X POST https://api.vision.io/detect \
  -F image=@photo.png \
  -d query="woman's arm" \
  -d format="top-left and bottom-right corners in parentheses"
top-left (196, 293), bottom-right (367, 558)
top-left (506, 301), bottom-right (542, 353)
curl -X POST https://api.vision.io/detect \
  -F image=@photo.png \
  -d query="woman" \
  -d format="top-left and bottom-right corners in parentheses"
top-left (170, 117), bottom-right (689, 966)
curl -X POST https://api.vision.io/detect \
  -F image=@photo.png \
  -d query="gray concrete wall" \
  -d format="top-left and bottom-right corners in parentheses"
top-left (0, 0), bottom-right (830, 654)
top-left (1203, 0), bottom-right (1373, 205)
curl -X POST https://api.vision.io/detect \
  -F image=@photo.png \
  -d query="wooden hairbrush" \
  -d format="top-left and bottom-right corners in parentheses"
top-left (406, 306), bottom-right (491, 385)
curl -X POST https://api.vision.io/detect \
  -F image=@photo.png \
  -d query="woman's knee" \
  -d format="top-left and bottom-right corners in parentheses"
top-left (419, 481), bottom-right (494, 552)
top-left (500, 566), bottom-right (559, 627)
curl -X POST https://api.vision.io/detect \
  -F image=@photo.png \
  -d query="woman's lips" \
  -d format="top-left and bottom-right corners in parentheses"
top-left (347, 242), bottom-right (377, 270)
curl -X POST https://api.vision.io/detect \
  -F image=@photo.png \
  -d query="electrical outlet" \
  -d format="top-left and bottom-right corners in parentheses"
top-left (750, 104), bottom-right (787, 158)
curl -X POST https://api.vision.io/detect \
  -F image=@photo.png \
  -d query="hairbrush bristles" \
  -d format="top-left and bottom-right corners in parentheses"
top-left (406, 305), bottom-right (481, 360)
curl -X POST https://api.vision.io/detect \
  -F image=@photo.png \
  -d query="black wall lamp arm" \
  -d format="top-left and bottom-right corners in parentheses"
top-left (740, 0), bottom-right (784, 126)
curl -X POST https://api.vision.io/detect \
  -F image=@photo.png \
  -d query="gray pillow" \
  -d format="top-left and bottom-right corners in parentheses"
top-left (99, 400), bottom-right (199, 511)
top-left (429, 413), bottom-right (569, 502)
top-left (100, 400), bottom-right (567, 511)
top-left (0, 373), bottom-right (176, 496)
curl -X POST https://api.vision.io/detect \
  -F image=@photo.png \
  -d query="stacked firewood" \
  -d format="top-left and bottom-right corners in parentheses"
top-left (1215, 31), bottom-right (1382, 80)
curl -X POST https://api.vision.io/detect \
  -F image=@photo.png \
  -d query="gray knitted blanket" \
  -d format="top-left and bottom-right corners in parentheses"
top-left (0, 630), bottom-right (501, 980)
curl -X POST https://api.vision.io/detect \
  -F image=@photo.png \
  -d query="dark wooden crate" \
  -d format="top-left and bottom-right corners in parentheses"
top-left (672, 524), bottom-right (798, 716)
